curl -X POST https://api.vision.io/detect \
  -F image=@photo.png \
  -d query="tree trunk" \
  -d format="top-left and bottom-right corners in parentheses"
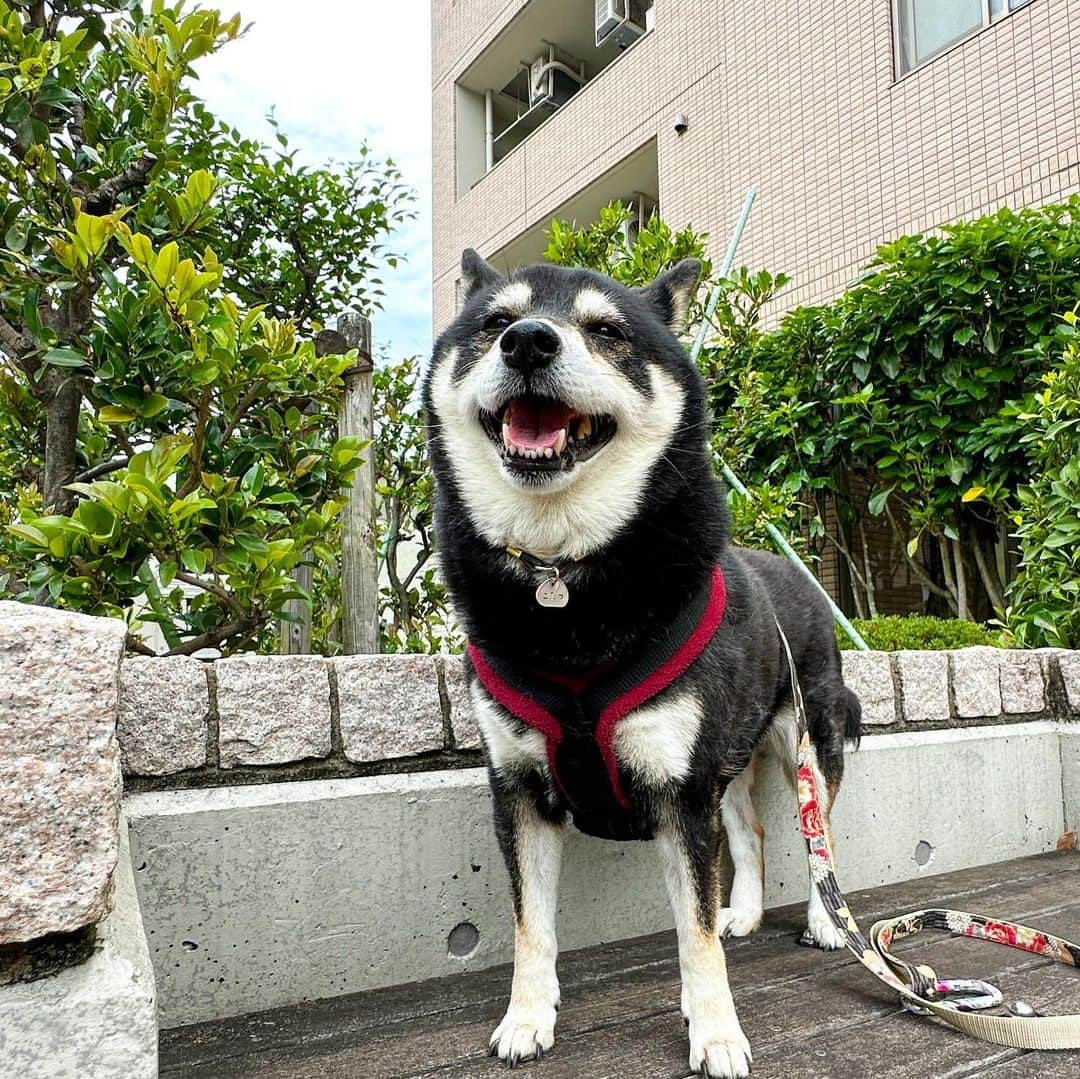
top-left (858, 519), bottom-right (878, 619)
top-left (43, 375), bottom-right (83, 515)
top-left (951, 537), bottom-right (969, 621)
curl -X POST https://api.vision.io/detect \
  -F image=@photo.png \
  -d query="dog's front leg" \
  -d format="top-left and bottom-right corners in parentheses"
top-left (490, 794), bottom-right (565, 1065)
top-left (658, 812), bottom-right (752, 1079)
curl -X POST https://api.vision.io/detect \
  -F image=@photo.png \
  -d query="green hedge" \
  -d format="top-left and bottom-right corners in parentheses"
top-left (837, 615), bottom-right (1002, 652)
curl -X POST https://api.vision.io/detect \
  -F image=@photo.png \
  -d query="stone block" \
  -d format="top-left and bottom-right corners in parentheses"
top-left (216, 655), bottom-right (331, 768)
top-left (0, 602), bottom-right (125, 944)
top-left (949, 647), bottom-right (1003, 718)
top-left (1055, 651), bottom-right (1080, 714)
top-left (0, 831), bottom-right (157, 1078)
top-left (841, 650), bottom-right (896, 727)
top-left (999, 650), bottom-right (1046, 714)
top-left (894, 650), bottom-right (950, 723)
top-left (439, 653), bottom-right (480, 749)
top-left (118, 656), bottom-right (209, 775)
top-left (336, 653), bottom-right (445, 762)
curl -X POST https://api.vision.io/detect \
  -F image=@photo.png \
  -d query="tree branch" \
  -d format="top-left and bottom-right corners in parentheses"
top-left (858, 519), bottom-right (878, 619)
top-left (176, 387), bottom-right (212, 499)
top-left (73, 455), bottom-right (129, 483)
top-left (163, 619), bottom-right (248, 657)
top-left (821, 528), bottom-right (866, 620)
top-left (972, 532), bottom-right (1006, 616)
top-left (174, 570), bottom-right (247, 623)
top-left (884, 503), bottom-right (953, 603)
top-left (219, 379), bottom-right (264, 446)
top-left (125, 634), bottom-right (157, 656)
top-left (82, 152), bottom-right (157, 215)
top-left (0, 315), bottom-right (34, 363)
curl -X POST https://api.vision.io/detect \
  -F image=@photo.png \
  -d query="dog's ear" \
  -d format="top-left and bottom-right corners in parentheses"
top-left (461, 248), bottom-right (503, 300)
top-left (637, 259), bottom-right (702, 333)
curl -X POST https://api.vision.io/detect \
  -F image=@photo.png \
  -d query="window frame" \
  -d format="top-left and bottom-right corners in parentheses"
top-left (892, 0), bottom-right (1035, 79)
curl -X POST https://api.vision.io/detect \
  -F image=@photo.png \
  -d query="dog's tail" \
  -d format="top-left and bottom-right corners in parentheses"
top-left (844, 687), bottom-right (863, 749)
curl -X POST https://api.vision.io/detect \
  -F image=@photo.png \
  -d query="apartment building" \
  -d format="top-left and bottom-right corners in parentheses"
top-left (430, 0), bottom-right (1078, 612)
top-left (431, 0), bottom-right (1079, 329)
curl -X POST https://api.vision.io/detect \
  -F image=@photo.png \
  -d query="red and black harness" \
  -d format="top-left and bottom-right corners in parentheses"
top-left (467, 567), bottom-right (727, 841)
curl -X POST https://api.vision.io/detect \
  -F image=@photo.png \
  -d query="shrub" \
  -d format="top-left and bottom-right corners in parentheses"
top-left (706, 199), bottom-right (1080, 623)
top-left (1006, 313), bottom-right (1080, 649)
top-left (373, 355), bottom-right (462, 653)
top-left (0, 1), bottom-right (412, 654)
top-left (837, 615), bottom-right (1001, 652)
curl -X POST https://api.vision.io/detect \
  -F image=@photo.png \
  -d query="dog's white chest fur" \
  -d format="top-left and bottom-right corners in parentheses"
top-left (469, 682), bottom-right (702, 791)
top-left (612, 691), bottom-right (702, 787)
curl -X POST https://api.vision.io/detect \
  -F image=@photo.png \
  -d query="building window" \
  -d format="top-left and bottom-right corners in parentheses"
top-left (894, 0), bottom-right (1033, 75)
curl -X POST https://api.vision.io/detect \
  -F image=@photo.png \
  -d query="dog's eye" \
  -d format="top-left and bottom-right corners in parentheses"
top-left (589, 320), bottom-right (626, 342)
top-left (482, 312), bottom-right (513, 333)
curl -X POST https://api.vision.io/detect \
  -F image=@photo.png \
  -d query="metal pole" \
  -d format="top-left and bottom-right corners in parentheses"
top-left (484, 89), bottom-right (494, 173)
top-left (691, 187), bottom-right (757, 357)
top-left (690, 188), bottom-right (870, 651)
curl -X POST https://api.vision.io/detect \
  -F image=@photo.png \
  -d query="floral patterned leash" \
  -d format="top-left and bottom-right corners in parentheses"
top-left (777, 619), bottom-right (1080, 1049)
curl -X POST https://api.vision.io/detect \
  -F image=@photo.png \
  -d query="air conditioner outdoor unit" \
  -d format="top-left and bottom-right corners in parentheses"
top-left (595, 0), bottom-right (648, 49)
top-left (528, 52), bottom-right (584, 109)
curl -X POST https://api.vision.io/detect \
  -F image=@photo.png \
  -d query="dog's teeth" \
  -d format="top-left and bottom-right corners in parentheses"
top-left (502, 422), bottom-right (511, 451)
top-left (543, 447), bottom-right (553, 459)
top-left (553, 429), bottom-right (567, 455)
top-left (577, 415), bottom-right (592, 441)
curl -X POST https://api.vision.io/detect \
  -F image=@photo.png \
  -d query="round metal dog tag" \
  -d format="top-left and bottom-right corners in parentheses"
top-left (535, 576), bottom-right (569, 608)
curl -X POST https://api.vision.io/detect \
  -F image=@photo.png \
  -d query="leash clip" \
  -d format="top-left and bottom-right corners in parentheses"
top-left (903, 977), bottom-right (1004, 1016)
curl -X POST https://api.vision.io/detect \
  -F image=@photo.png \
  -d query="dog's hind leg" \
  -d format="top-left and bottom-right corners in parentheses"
top-left (489, 796), bottom-right (565, 1065)
top-left (717, 757), bottom-right (764, 938)
top-left (658, 808), bottom-right (752, 1079)
top-left (801, 770), bottom-right (847, 951)
top-left (766, 705), bottom-right (847, 951)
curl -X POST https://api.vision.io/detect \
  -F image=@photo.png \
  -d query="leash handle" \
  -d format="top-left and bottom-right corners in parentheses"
top-left (774, 618), bottom-right (1080, 1050)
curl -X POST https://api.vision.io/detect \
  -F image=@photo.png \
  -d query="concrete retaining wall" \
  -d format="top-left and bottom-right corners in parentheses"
top-left (0, 832), bottom-right (157, 1079)
top-left (119, 646), bottom-right (1080, 787)
top-left (126, 720), bottom-right (1078, 1029)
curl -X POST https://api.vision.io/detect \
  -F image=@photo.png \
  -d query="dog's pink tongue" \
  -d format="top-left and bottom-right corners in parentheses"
top-left (507, 400), bottom-right (571, 450)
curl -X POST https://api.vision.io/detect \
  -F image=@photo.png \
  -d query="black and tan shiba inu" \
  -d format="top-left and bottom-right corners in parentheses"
top-left (422, 251), bottom-right (860, 1078)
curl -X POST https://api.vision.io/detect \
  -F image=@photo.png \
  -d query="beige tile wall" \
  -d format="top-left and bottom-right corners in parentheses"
top-left (432, 0), bottom-right (1079, 331)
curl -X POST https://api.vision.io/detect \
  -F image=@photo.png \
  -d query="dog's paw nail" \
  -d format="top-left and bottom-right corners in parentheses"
top-left (490, 1008), bottom-right (556, 1067)
top-left (690, 1032), bottom-right (753, 1079)
top-left (716, 907), bottom-right (762, 939)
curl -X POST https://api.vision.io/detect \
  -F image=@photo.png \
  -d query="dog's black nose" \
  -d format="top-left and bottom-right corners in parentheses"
top-left (500, 319), bottom-right (560, 373)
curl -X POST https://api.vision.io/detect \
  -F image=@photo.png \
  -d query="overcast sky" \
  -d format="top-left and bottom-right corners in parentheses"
top-left (195, 0), bottom-right (433, 359)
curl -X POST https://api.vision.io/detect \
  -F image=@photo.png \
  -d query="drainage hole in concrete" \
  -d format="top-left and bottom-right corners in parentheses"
top-left (914, 841), bottom-right (934, 867)
top-left (448, 921), bottom-right (480, 959)
top-left (182, 940), bottom-right (199, 951)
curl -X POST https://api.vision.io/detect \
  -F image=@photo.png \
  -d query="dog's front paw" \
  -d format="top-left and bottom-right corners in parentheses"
top-left (688, 1020), bottom-right (753, 1078)
top-left (716, 905), bottom-right (763, 939)
top-left (489, 1005), bottom-right (556, 1066)
top-left (802, 904), bottom-right (847, 951)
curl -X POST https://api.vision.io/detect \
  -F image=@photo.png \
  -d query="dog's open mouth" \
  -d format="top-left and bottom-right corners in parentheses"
top-left (479, 396), bottom-right (616, 473)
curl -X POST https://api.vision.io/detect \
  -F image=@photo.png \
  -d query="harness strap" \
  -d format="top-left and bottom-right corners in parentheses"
top-left (776, 618), bottom-right (1080, 1050)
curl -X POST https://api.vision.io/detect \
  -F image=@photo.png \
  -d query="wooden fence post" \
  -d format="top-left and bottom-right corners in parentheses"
top-left (278, 559), bottom-right (313, 654)
top-left (335, 312), bottom-right (380, 654)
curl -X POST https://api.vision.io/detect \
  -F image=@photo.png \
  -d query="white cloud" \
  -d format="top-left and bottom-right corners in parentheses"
top-left (194, 0), bottom-right (433, 358)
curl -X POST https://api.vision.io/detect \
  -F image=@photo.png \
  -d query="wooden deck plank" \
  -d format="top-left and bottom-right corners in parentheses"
top-left (160, 852), bottom-right (1080, 1079)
